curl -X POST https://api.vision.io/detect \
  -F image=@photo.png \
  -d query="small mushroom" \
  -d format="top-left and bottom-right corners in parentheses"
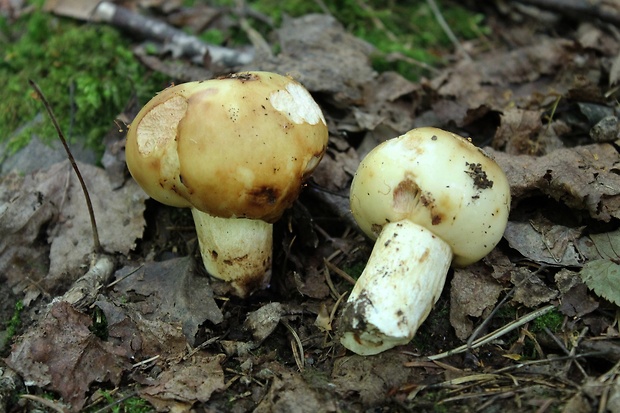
top-left (125, 71), bottom-right (328, 297)
top-left (340, 127), bottom-right (511, 355)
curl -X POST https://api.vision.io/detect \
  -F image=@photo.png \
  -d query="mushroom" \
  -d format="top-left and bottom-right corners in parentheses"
top-left (339, 127), bottom-right (510, 355)
top-left (125, 71), bottom-right (328, 297)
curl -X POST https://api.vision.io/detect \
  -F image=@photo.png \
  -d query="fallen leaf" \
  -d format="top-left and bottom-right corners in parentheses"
top-left (488, 143), bottom-right (620, 222)
top-left (5, 301), bottom-right (130, 412)
top-left (244, 302), bottom-right (286, 344)
top-left (0, 161), bottom-right (148, 298)
top-left (558, 283), bottom-right (599, 318)
top-left (449, 262), bottom-right (504, 340)
top-left (112, 257), bottom-right (223, 345)
top-left (503, 218), bottom-right (584, 266)
top-left (583, 229), bottom-right (620, 260)
top-left (511, 267), bottom-right (558, 307)
top-left (6, 297), bottom-right (188, 412)
top-left (331, 352), bottom-right (422, 405)
top-left (246, 14), bottom-right (376, 106)
top-left (140, 353), bottom-right (226, 411)
top-left (254, 361), bottom-right (337, 413)
top-left (431, 37), bottom-right (573, 112)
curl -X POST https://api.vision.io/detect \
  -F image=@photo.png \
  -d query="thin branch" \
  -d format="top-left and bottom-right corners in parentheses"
top-left (516, 0), bottom-right (620, 26)
top-left (28, 79), bottom-right (102, 253)
top-left (427, 305), bottom-right (556, 361)
top-left (91, 1), bottom-right (254, 67)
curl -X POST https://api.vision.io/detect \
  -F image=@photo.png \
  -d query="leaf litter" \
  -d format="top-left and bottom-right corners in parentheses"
top-left (2, 2), bottom-right (620, 412)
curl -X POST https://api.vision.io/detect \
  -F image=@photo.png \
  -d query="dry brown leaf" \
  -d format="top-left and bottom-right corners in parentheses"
top-left (6, 297), bottom-right (188, 412)
top-left (140, 353), bottom-right (226, 412)
top-left (432, 37), bottom-right (572, 112)
top-left (6, 301), bottom-right (130, 412)
top-left (245, 14), bottom-right (376, 106)
top-left (0, 161), bottom-right (148, 299)
top-left (493, 108), bottom-right (566, 155)
top-left (558, 282), bottom-right (599, 318)
top-left (112, 257), bottom-right (223, 345)
top-left (503, 218), bottom-right (584, 266)
top-left (244, 302), bottom-right (285, 344)
top-left (511, 268), bottom-right (558, 308)
top-left (254, 361), bottom-right (337, 413)
top-left (449, 263), bottom-right (504, 340)
top-left (487, 143), bottom-right (620, 221)
top-left (332, 352), bottom-right (423, 405)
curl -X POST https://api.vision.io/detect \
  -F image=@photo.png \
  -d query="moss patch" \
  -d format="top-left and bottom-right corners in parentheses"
top-left (239, 0), bottom-right (489, 80)
top-left (0, 6), bottom-right (168, 156)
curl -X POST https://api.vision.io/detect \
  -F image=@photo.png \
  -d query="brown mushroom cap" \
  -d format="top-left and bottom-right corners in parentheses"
top-left (126, 71), bottom-right (328, 222)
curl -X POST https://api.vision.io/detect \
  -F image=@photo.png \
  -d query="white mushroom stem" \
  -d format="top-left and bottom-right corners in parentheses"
top-left (191, 209), bottom-right (272, 298)
top-left (340, 220), bottom-right (452, 356)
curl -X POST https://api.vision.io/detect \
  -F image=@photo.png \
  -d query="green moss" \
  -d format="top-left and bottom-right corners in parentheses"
top-left (343, 262), bottom-right (366, 280)
top-left (531, 308), bottom-right (564, 333)
top-left (243, 0), bottom-right (489, 80)
top-left (0, 6), bottom-right (168, 156)
top-left (89, 391), bottom-right (151, 413)
top-left (2, 300), bottom-right (23, 349)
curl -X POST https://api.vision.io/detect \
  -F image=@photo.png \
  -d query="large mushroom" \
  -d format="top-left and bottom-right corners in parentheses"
top-left (340, 127), bottom-right (510, 355)
top-left (125, 71), bottom-right (328, 297)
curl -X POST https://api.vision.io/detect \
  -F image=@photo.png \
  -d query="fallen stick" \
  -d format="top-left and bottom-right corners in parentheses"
top-left (517, 0), bottom-right (620, 26)
top-left (45, 0), bottom-right (254, 67)
top-left (92, 2), bottom-right (254, 66)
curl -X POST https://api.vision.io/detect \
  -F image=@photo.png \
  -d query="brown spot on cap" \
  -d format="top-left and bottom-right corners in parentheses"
top-left (248, 186), bottom-right (279, 206)
top-left (392, 179), bottom-right (421, 213)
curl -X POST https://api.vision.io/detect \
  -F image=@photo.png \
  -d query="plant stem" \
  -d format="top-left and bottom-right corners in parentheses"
top-left (28, 79), bottom-right (102, 253)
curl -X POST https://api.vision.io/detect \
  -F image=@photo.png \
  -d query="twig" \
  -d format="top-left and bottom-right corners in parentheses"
top-left (91, 2), bottom-right (254, 67)
top-left (516, 0), bottom-right (620, 26)
top-left (60, 255), bottom-right (115, 309)
top-left (427, 305), bottom-right (556, 361)
top-left (282, 319), bottom-right (305, 371)
top-left (466, 264), bottom-right (550, 351)
top-left (90, 391), bottom-right (139, 413)
top-left (20, 394), bottom-right (68, 413)
top-left (29, 79), bottom-right (102, 253)
top-left (324, 259), bottom-right (357, 285)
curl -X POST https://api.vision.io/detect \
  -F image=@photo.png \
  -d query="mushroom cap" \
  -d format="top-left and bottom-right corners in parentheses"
top-left (125, 71), bottom-right (328, 222)
top-left (350, 127), bottom-right (511, 267)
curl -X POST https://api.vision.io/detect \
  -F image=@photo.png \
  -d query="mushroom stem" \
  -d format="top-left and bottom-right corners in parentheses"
top-left (191, 209), bottom-right (272, 298)
top-left (339, 220), bottom-right (452, 356)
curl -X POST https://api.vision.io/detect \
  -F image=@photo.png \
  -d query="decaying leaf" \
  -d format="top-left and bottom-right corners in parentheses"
top-left (6, 301), bottom-right (130, 412)
top-left (558, 282), bottom-right (599, 318)
top-left (569, 229), bottom-right (620, 306)
top-left (582, 229), bottom-right (620, 260)
top-left (488, 143), bottom-right (620, 221)
top-left (449, 262), bottom-right (504, 340)
top-left (244, 302), bottom-right (286, 344)
top-left (140, 353), bottom-right (226, 412)
top-left (430, 37), bottom-right (572, 115)
top-left (503, 217), bottom-right (584, 266)
top-left (511, 268), bottom-right (558, 307)
top-left (112, 257), bottom-right (223, 345)
top-left (6, 297), bottom-right (188, 412)
top-left (332, 352), bottom-right (423, 405)
top-left (254, 361), bottom-right (337, 413)
top-left (246, 14), bottom-right (376, 106)
top-left (0, 161), bottom-right (148, 299)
